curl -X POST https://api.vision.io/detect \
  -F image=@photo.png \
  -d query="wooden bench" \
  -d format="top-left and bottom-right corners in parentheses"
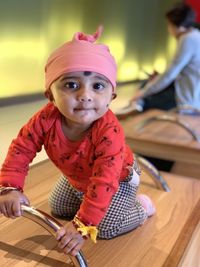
top-left (0, 160), bottom-right (200, 266)
top-left (120, 109), bottom-right (200, 178)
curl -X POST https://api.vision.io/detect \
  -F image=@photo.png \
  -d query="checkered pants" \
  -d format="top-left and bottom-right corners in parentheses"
top-left (48, 161), bottom-right (147, 239)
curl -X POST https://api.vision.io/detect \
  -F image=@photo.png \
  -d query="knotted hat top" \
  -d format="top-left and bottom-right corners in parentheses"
top-left (45, 26), bottom-right (117, 94)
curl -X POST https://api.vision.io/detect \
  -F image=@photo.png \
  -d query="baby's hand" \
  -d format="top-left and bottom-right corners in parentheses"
top-left (0, 190), bottom-right (30, 219)
top-left (56, 221), bottom-right (85, 256)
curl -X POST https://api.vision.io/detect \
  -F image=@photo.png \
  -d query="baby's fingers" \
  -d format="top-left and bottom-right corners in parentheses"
top-left (12, 202), bottom-right (22, 217)
top-left (62, 237), bottom-right (84, 255)
top-left (20, 195), bottom-right (30, 206)
top-left (0, 205), bottom-right (9, 218)
top-left (70, 240), bottom-right (85, 256)
top-left (58, 234), bottom-right (72, 250)
top-left (56, 227), bottom-right (66, 241)
top-left (56, 227), bottom-right (72, 250)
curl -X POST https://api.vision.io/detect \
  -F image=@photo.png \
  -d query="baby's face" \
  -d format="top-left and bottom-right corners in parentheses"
top-left (50, 71), bottom-right (114, 128)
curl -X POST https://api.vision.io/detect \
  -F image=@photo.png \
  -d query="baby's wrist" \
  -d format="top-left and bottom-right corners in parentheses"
top-left (0, 184), bottom-right (23, 196)
top-left (72, 215), bottom-right (98, 243)
top-left (72, 218), bottom-right (88, 240)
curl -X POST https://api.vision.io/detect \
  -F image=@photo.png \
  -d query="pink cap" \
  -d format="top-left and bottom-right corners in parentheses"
top-left (45, 26), bottom-right (117, 94)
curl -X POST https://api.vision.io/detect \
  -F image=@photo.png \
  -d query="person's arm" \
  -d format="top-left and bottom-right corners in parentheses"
top-left (0, 123), bottom-right (41, 218)
top-left (142, 34), bottom-right (194, 97)
top-left (0, 104), bottom-right (52, 189)
top-left (0, 104), bottom-right (56, 219)
top-left (78, 127), bottom-right (125, 225)
top-left (76, 112), bottom-right (133, 227)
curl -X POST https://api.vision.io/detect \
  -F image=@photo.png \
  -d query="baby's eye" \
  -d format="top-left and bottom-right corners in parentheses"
top-left (64, 82), bottom-right (79, 89)
top-left (93, 83), bottom-right (105, 90)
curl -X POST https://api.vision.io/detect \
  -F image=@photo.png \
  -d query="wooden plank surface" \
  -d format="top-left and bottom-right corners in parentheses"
top-left (178, 220), bottom-right (200, 267)
top-left (0, 160), bottom-right (200, 266)
top-left (120, 110), bottom-right (200, 159)
top-left (120, 110), bottom-right (200, 178)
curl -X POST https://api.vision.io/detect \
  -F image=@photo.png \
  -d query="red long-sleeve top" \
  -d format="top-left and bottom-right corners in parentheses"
top-left (0, 103), bottom-right (133, 225)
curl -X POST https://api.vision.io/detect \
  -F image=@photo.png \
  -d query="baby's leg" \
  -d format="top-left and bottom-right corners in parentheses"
top-left (48, 174), bottom-right (83, 218)
top-left (98, 181), bottom-right (147, 239)
top-left (98, 161), bottom-right (155, 239)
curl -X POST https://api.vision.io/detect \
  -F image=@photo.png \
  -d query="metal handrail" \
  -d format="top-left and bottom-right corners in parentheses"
top-left (21, 205), bottom-right (88, 267)
top-left (136, 155), bottom-right (170, 192)
top-left (134, 114), bottom-right (200, 142)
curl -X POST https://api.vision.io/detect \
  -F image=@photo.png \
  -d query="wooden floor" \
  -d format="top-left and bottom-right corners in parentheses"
top-left (1, 160), bottom-right (200, 267)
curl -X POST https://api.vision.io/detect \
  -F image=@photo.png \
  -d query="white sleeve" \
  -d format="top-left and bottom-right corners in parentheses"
top-left (143, 34), bottom-right (194, 97)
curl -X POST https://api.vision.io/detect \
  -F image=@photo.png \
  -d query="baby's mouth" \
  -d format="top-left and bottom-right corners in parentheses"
top-left (75, 108), bottom-right (91, 110)
top-left (75, 106), bottom-right (95, 111)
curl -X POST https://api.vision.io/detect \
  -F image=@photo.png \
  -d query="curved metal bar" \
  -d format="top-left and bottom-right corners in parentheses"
top-left (21, 205), bottom-right (88, 267)
top-left (171, 105), bottom-right (200, 115)
top-left (136, 155), bottom-right (170, 192)
top-left (135, 114), bottom-right (200, 142)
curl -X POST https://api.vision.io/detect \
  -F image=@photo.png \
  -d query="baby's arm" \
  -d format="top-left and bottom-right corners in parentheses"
top-left (0, 105), bottom-right (52, 218)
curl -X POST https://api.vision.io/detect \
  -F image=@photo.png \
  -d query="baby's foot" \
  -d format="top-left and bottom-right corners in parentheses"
top-left (137, 194), bottom-right (156, 217)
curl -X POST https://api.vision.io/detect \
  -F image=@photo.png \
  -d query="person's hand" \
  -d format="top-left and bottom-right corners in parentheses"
top-left (0, 190), bottom-right (30, 219)
top-left (56, 221), bottom-right (86, 256)
top-left (130, 89), bottom-right (145, 103)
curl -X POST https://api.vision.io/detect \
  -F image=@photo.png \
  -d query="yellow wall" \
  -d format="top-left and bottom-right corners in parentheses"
top-left (0, 0), bottom-right (177, 99)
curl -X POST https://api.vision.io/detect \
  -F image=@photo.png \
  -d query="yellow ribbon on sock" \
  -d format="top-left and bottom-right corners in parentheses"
top-left (73, 216), bottom-right (98, 243)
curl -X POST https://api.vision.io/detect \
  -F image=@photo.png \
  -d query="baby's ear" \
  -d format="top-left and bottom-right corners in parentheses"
top-left (112, 93), bottom-right (117, 100)
top-left (45, 89), bottom-right (54, 102)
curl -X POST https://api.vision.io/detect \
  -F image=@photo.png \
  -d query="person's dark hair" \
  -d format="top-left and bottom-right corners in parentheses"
top-left (165, 2), bottom-right (196, 28)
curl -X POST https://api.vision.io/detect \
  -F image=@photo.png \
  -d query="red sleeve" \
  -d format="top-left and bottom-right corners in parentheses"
top-left (0, 103), bottom-right (55, 189)
top-left (77, 112), bottom-right (130, 225)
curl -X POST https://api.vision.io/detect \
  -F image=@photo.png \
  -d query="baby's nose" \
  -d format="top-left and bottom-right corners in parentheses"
top-left (79, 97), bottom-right (92, 102)
top-left (77, 88), bottom-right (92, 102)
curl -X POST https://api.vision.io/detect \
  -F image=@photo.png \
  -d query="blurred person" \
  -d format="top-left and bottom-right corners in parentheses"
top-left (131, 2), bottom-right (200, 111)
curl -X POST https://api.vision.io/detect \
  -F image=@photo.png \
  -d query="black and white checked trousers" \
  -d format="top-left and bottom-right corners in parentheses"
top-left (48, 163), bottom-right (147, 239)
